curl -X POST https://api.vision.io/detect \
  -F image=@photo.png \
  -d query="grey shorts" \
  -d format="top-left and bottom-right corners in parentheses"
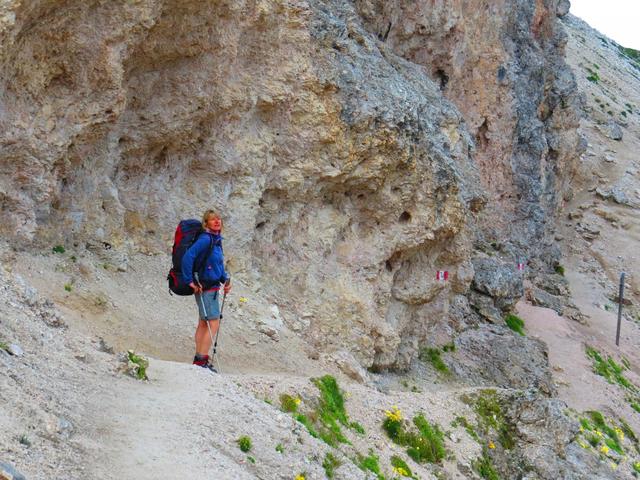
top-left (195, 290), bottom-right (220, 321)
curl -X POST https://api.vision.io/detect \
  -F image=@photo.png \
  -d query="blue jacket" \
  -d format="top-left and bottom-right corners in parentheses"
top-left (181, 232), bottom-right (228, 288)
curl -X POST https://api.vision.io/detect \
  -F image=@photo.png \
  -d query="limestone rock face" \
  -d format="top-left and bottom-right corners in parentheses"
top-left (356, 0), bottom-right (582, 248)
top-left (0, 0), bottom-right (580, 368)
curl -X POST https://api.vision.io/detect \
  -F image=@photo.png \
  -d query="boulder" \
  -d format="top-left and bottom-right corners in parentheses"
top-left (450, 324), bottom-right (555, 395)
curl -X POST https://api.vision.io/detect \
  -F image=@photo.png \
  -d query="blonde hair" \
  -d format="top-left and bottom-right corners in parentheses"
top-left (202, 210), bottom-right (223, 231)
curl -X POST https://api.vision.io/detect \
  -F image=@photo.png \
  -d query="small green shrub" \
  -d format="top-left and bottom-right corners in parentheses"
top-left (442, 342), bottom-right (456, 352)
top-left (358, 451), bottom-right (384, 479)
top-left (19, 434), bottom-right (31, 447)
top-left (0, 341), bottom-right (8, 352)
top-left (64, 283), bottom-right (73, 292)
top-left (275, 443), bottom-right (284, 453)
top-left (419, 348), bottom-right (449, 374)
top-left (473, 448), bottom-right (500, 480)
top-left (504, 314), bottom-right (525, 336)
top-left (406, 415), bottom-right (446, 463)
top-left (52, 245), bottom-right (65, 254)
top-left (247, 455), bottom-right (256, 463)
top-left (127, 350), bottom-right (149, 380)
top-left (586, 68), bottom-right (600, 83)
top-left (237, 435), bottom-right (252, 452)
top-left (280, 393), bottom-right (300, 413)
top-left (554, 264), bottom-right (565, 276)
top-left (322, 452), bottom-right (342, 479)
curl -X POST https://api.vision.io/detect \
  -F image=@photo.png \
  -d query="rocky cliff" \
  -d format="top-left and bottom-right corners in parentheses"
top-left (0, 0), bottom-right (580, 369)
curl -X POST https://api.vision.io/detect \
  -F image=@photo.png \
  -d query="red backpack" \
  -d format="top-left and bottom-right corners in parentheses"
top-left (167, 219), bottom-right (211, 295)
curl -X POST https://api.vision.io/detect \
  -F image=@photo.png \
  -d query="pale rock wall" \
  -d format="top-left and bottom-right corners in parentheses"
top-left (355, 0), bottom-right (582, 245)
top-left (0, 0), bottom-right (580, 369)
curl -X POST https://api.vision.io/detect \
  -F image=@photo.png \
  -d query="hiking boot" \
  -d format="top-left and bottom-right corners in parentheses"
top-left (204, 362), bottom-right (217, 373)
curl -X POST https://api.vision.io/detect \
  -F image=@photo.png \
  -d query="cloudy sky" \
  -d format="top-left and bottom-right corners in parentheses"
top-left (571, 0), bottom-right (640, 49)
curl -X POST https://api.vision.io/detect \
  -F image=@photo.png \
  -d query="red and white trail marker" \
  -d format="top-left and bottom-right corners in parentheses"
top-left (436, 270), bottom-right (449, 281)
top-left (516, 262), bottom-right (525, 271)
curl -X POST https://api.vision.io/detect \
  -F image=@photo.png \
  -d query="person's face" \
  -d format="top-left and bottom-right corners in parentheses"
top-left (207, 216), bottom-right (222, 231)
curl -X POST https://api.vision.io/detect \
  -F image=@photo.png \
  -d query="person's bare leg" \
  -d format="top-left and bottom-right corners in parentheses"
top-left (195, 320), bottom-right (210, 356)
top-left (202, 319), bottom-right (220, 354)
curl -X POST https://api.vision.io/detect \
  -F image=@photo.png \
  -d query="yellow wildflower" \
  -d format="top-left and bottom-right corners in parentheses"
top-left (600, 445), bottom-right (609, 454)
top-left (392, 466), bottom-right (409, 476)
top-left (610, 462), bottom-right (617, 470)
top-left (615, 427), bottom-right (624, 440)
top-left (595, 430), bottom-right (604, 437)
top-left (578, 441), bottom-right (589, 449)
top-left (294, 397), bottom-right (301, 405)
top-left (294, 475), bottom-right (305, 480)
top-left (239, 297), bottom-right (248, 303)
top-left (579, 426), bottom-right (584, 433)
top-left (488, 441), bottom-right (496, 449)
top-left (385, 406), bottom-right (403, 422)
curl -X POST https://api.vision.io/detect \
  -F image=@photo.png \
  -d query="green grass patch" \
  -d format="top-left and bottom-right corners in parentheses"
top-left (587, 411), bottom-right (623, 454)
top-left (382, 407), bottom-right (446, 464)
top-left (504, 314), bottom-right (525, 336)
top-left (64, 283), bottom-right (73, 292)
top-left (554, 264), bottom-right (565, 276)
top-left (237, 435), bottom-right (252, 452)
top-left (286, 376), bottom-right (360, 447)
top-left (473, 448), bottom-right (500, 480)
top-left (452, 415), bottom-right (480, 442)
top-left (127, 350), bottom-right (148, 380)
top-left (350, 421), bottom-right (365, 435)
top-left (390, 455), bottom-right (415, 478)
top-left (313, 375), bottom-right (350, 446)
top-left (280, 393), bottom-right (300, 413)
top-left (52, 245), bottom-right (65, 254)
top-left (275, 443), bottom-right (284, 453)
top-left (295, 413), bottom-right (318, 438)
top-left (0, 341), bottom-right (8, 352)
top-left (473, 390), bottom-right (515, 449)
top-left (322, 452), bottom-right (341, 479)
top-left (585, 346), bottom-right (635, 390)
top-left (634, 461), bottom-right (640, 474)
top-left (357, 451), bottom-right (385, 480)
top-left (419, 348), bottom-right (449, 374)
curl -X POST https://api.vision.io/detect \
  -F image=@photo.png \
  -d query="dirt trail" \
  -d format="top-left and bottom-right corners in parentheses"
top-left (87, 360), bottom-right (257, 480)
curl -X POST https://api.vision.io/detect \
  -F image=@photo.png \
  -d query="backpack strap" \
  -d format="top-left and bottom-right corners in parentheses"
top-left (193, 234), bottom-right (215, 283)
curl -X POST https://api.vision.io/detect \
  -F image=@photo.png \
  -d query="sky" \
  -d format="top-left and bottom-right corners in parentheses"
top-left (571, 0), bottom-right (640, 50)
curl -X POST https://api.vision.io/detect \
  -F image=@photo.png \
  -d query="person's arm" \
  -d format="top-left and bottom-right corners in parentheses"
top-left (220, 247), bottom-right (231, 293)
top-left (182, 236), bottom-right (205, 289)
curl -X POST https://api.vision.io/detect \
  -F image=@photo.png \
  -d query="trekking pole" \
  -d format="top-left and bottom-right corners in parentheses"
top-left (211, 278), bottom-right (230, 372)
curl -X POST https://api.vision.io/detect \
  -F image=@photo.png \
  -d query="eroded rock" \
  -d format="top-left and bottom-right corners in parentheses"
top-left (450, 324), bottom-right (555, 395)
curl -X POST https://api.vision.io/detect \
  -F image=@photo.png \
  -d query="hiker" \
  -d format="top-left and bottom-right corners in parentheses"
top-left (181, 210), bottom-right (231, 371)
